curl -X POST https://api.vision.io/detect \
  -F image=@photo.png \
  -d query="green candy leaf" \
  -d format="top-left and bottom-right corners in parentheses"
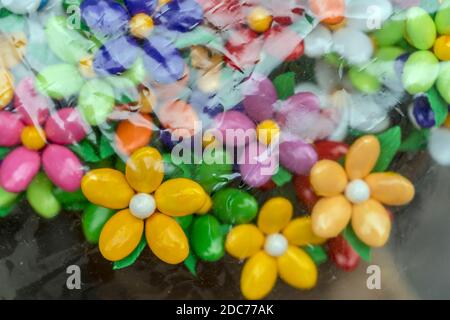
top-left (0, 147), bottom-right (10, 160)
top-left (70, 139), bottom-right (101, 163)
top-left (374, 126), bottom-right (402, 172)
top-left (0, 204), bottom-right (15, 218)
top-left (427, 87), bottom-right (449, 127)
top-left (99, 134), bottom-right (116, 160)
top-left (184, 251), bottom-right (198, 277)
top-left (113, 236), bottom-right (147, 270)
top-left (399, 129), bottom-right (430, 152)
top-left (304, 245), bottom-right (328, 265)
top-left (175, 215), bottom-right (194, 232)
top-left (343, 226), bottom-right (372, 262)
top-left (271, 166), bottom-right (293, 187)
top-left (348, 128), bottom-right (365, 138)
top-left (273, 72), bottom-right (295, 100)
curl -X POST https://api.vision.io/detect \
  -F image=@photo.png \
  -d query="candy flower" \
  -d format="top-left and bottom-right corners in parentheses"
top-left (80, 0), bottom-right (203, 84)
top-left (225, 197), bottom-right (324, 300)
top-left (309, 135), bottom-right (415, 247)
top-left (0, 77), bottom-right (86, 196)
top-left (81, 146), bottom-right (211, 264)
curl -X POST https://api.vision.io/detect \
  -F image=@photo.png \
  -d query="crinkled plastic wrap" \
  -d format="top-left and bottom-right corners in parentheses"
top-left (1, 0), bottom-right (450, 300)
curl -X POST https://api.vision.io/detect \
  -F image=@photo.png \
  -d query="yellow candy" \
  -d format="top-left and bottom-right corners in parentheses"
top-left (365, 172), bottom-right (415, 206)
top-left (226, 224), bottom-right (264, 260)
top-left (0, 32), bottom-right (27, 69)
top-left (155, 178), bottom-right (207, 216)
top-left (21, 126), bottom-right (46, 150)
top-left (256, 120), bottom-right (280, 145)
top-left (257, 197), bottom-right (293, 234)
top-left (129, 13), bottom-right (154, 39)
top-left (282, 217), bottom-right (326, 246)
top-left (145, 213), bottom-right (189, 264)
top-left (99, 209), bottom-right (144, 261)
top-left (352, 199), bottom-right (391, 247)
top-left (311, 195), bottom-right (352, 239)
top-left (241, 251), bottom-right (277, 300)
top-left (247, 7), bottom-right (273, 33)
top-left (434, 35), bottom-right (450, 61)
top-left (81, 169), bottom-right (135, 209)
top-left (197, 194), bottom-right (212, 214)
top-left (126, 147), bottom-right (164, 193)
top-left (159, 0), bottom-right (171, 6)
top-left (139, 87), bottom-right (156, 114)
top-left (345, 135), bottom-right (380, 180)
top-left (277, 246), bottom-right (317, 290)
top-left (310, 160), bottom-right (348, 197)
top-left (0, 68), bottom-right (14, 109)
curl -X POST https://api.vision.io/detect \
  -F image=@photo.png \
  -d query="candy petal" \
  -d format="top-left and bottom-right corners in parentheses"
top-left (240, 251), bottom-right (278, 300)
top-left (81, 169), bottom-right (135, 209)
top-left (80, 0), bottom-right (129, 37)
top-left (126, 147), bottom-right (164, 193)
top-left (332, 27), bottom-right (374, 65)
top-left (277, 246), bottom-right (318, 289)
top-left (242, 74), bottom-right (277, 122)
top-left (155, 178), bottom-right (207, 216)
top-left (0, 147), bottom-right (40, 193)
top-left (13, 76), bottom-right (50, 125)
top-left (0, 68), bottom-right (14, 109)
top-left (310, 160), bottom-right (348, 197)
top-left (225, 224), bottom-right (265, 260)
top-left (212, 111), bottom-right (256, 147)
top-left (257, 197), bottom-right (293, 235)
top-left (115, 113), bottom-right (153, 155)
top-left (239, 142), bottom-right (277, 188)
top-left (304, 24), bottom-right (333, 58)
top-left (142, 35), bottom-right (185, 84)
top-left (154, 0), bottom-right (203, 32)
top-left (124, 0), bottom-right (157, 15)
top-left (283, 216), bottom-right (326, 246)
top-left (352, 199), bottom-right (391, 247)
top-left (365, 173), bottom-right (415, 206)
top-left (99, 209), bottom-right (144, 261)
top-left (0, 111), bottom-right (24, 147)
top-left (42, 145), bottom-right (84, 192)
top-left (157, 100), bottom-right (199, 140)
top-left (45, 108), bottom-right (88, 145)
top-left (279, 140), bottom-right (318, 175)
top-left (311, 195), bottom-right (352, 239)
top-left (309, 0), bottom-right (345, 25)
top-left (345, 135), bottom-right (380, 180)
top-left (145, 213), bottom-right (189, 264)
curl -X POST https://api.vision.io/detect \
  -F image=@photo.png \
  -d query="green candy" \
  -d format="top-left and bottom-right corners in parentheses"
top-left (437, 62), bottom-right (450, 104)
top-left (0, 187), bottom-right (19, 209)
top-left (175, 215), bottom-right (194, 231)
top-left (212, 188), bottom-right (258, 225)
top-left (375, 47), bottom-right (405, 61)
top-left (45, 16), bottom-right (96, 64)
top-left (348, 67), bottom-right (381, 94)
top-left (78, 79), bottom-right (115, 126)
top-left (435, 0), bottom-right (450, 35)
top-left (190, 215), bottom-right (225, 262)
top-left (122, 58), bottom-right (146, 85)
top-left (36, 64), bottom-right (84, 99)
top-left (26, 173), bottom-right (61, 219)
top-left (82, 204), bottom-right (115, 244)
top-left (374, 15), bottom-right (405, 47)
top-left (402, 51), bottom-right (440, 95)
top-left (194, 149), bottom-right (233, 193)
top-left (405, 7), bottom-right (436, 50)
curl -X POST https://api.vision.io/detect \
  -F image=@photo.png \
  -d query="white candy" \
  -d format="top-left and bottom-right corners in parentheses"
top-left (429, 128), bottom-right (450, 166)
top-left (129, 193), bottom-right (156, 220)
top-left (332, 27), bottom-right (374, 65)
top-left (345, 179), bottom-right (371, 204)
top-left (1, 0), bottom-right (42, 14)
top-left (346, 0), bottom-right (393, 32)
top-left (304, 24), bottom-right (333, 58)
top-left (264, 234), bottom-right (288, 257)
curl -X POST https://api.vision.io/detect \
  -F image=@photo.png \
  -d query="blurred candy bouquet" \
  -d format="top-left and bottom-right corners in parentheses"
top-left (1, 0), bottom-right (450, 300)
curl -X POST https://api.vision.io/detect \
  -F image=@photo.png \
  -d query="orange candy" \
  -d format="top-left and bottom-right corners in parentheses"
top-left (309, 0), bottom-right (345, 25)
top-left (115, 113), bottom-right (153, 155)
top-left (157, 100), bottom-right (199, 139)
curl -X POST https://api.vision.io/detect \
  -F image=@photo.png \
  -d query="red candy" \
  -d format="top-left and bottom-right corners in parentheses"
top-left (327, 235), bottom-right (360, 272)
top-left (293, 174), bottom-right (318, 211)
top-left (314, 140), bottom-right (349, 161)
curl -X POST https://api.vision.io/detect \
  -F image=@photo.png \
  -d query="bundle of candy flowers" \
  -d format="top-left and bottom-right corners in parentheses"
top-left (1, 0), bottom-right (449, 299)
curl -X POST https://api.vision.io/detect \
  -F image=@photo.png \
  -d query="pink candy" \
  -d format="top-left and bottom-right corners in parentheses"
top-left (45, 108), bottom-right (88, 144)
top-left (0, 112), bottom-right (24, 147)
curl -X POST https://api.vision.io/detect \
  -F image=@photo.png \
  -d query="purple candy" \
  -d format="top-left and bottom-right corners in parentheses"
top-left (279, 140), bottom-right (318, 175)
top-left (239, 141), bottom-right (277, 187)
top-left (124, 0), bottom-right (157, 16)
top-left (0, 112), bottom-right (24, 147)
top-left (0, 147), bottom-right (41, 193)
top-left (412, 95), bottom-right (435, 128)
top-left (42, 145), bottom-right (84, 192)
top-left (212, 111), bottom-right (256, 147)
top-left (81, 0), bottom-right (129, 37)
top-left (45, 108), bottom-right (89, 145)
top-left (154, 0), bottom-right (203, 32)
top-left (94, 36), bottom-right (140, 75)
top-left (243, 74), bottom-right (277, 122)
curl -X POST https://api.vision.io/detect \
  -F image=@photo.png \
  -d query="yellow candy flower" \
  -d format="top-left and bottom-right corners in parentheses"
top-left (81, 146), bottom-right (211, 265)
top-left (310, 135), bottom-right (415, 247)
top-left (225, 197), bottom-right (325, 300)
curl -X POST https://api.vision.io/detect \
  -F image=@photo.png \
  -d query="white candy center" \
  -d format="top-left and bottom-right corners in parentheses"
top-left (264, 234), bottom-right (288, 257)
top-left (345, 179), bottom-right (371, 204)
top-left (129, 193), bottom-right (156, 219)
